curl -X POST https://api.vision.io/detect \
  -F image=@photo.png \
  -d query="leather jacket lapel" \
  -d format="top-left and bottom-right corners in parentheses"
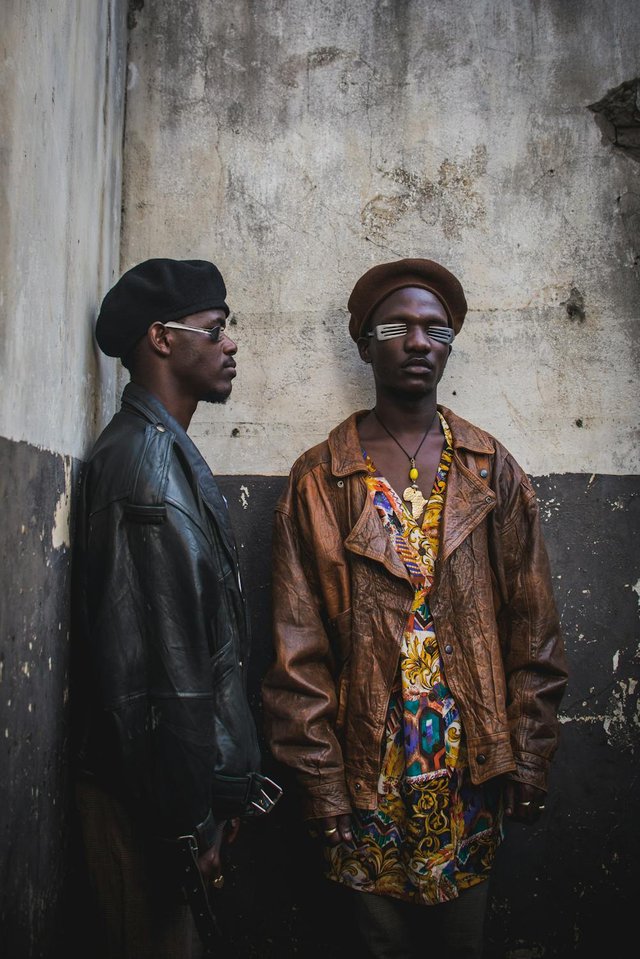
top-left (122, 383), bottom-right (239, 566)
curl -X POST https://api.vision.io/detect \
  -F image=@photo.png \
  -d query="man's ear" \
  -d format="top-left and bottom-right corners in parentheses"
top-left (357, 336), bottom-right (372, 364)
top-left (147, 322), bottom-right (172, 357)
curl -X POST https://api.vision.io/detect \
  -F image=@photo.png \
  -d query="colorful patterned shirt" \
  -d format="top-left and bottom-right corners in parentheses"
top-left (324, 413), bottom-right (503, 904)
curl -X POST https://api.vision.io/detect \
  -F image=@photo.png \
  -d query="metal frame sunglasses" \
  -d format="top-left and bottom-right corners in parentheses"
top-left (162, 320), bottom-right (228, 343)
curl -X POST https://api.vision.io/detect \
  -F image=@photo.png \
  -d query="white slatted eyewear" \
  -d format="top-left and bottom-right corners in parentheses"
top-left (368, 322), bottom-right (455, 344)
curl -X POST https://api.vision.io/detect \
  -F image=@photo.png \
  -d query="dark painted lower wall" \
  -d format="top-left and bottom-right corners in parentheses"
top-left (214, 473), bottom-right (640, 959)
top-left (2, 453), bottom-right (638, 957)
top-left (0, 437), bottom-right (81, 958)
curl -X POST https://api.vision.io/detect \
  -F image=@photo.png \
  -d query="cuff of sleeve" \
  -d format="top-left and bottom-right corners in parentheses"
top-left (510, 751), bottom-right (550, 791)
top-left (300, 779), bottom-right (352, 821)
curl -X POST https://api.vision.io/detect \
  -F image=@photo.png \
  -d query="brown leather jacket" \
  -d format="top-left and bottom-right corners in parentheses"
top-left (262, 407), bottom-right (568, 820)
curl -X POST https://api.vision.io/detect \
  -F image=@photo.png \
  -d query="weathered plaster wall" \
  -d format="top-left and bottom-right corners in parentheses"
top-left (120, 2), bottom-right (640, 956)
top-left (122, 0), bottom-right (639, 477)
top-left (0, 2), bottom-right (127, 955)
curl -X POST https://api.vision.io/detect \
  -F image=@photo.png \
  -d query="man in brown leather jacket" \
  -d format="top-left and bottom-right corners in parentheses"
top-left (262, 258), bottom-right (568, 959)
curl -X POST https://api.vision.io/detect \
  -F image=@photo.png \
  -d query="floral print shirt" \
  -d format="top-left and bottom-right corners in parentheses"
top-left (324, 413), bottom-right (503, 904)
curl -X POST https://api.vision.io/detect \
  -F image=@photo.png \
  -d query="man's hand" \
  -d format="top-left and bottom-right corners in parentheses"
top-left (504, 781), bottom-right (547, 824)
top-left (197, 818), bottom-right (241, 887)
top-left (308, 814), bottom-right (354, 846)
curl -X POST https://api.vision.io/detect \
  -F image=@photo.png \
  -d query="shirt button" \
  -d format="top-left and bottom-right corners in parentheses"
top-left (480, 468), bottom-right (488, 478)
top-left (477, 753), bottom-right (487, 764)
top-left (445, 644), bottom-right (453, 654)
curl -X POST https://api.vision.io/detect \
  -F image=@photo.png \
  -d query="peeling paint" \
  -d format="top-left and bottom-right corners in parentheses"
top-left (602, 678), bottom-right (639, 750)
top-left (361, 145), bottom-right (488, 241)
top-left (589, 77), bottom-right (640, 164)
top-left (51, 457), bottom-right (72, 550)
top-left (239, 484), bottom-right (250, 510)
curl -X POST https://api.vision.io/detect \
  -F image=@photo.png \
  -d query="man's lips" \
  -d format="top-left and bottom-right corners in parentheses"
top-left (401, 356), bottom-right (433, 372)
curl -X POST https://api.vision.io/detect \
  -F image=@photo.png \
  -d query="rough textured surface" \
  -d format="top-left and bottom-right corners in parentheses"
top-left (0, 2), bottom-right (127, 956)
top-left (0, 0), bottom-right (126, 458)
top-left (0, 438), bottom-right (81, 957)
top-left (589, 77), bottom-right (640, 164)
top-left (122, 0), bottom-right (640, 477)
top-left (1, 1), bottom-right (639, 957)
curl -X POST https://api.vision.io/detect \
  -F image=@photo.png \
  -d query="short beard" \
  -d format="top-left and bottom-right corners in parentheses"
top-left (202, 390), bottom-right (230, 405)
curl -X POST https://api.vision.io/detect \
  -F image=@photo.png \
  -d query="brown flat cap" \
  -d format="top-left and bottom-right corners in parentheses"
top-left (347, 258), bottom-right (467, 341)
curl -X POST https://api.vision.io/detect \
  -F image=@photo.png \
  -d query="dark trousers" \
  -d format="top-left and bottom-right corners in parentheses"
top-left (75, 780), bottom-right (197, 959)
top-left (350, 881), bottom-right (490, 959)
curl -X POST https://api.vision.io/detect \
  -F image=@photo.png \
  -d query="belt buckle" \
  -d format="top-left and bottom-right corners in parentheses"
top-left (249, 773), bottom-right (283, 815)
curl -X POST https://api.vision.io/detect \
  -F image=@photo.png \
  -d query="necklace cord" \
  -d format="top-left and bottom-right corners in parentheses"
top-left (372, 408), bottom-right (439, 462)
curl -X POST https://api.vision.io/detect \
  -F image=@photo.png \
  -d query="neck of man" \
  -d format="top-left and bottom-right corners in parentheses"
top-left (131, 373), bottom-right (197, 432)
top-left (372, 389), bottom-right (439, 435)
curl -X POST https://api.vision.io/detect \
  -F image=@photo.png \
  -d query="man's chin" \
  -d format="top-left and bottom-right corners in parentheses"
top-left (202, 391), bottom-right (230, 405)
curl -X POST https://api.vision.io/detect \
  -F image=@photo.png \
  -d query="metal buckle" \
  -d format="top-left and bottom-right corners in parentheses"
top-left (248, 774), bottom-right (283, 815)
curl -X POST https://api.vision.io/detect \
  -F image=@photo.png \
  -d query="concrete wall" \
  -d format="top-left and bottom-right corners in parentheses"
top-left (1, 1), bottom-right (637, 956)
top-left (121, 2), bottom-right (639, 957)
top-left (0, 2), bottom-right (127, 955)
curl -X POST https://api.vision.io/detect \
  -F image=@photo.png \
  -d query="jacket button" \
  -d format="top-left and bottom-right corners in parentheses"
top-left (477, 753), bottom-right (487, 764)
top-left (354, 782), bottom-right (361, 791)
top-left (337, 480), bottom-right (344, 488)
top-left (480, 468), bottom-right (488, 478)
top-left (444, 644), bottom-right (453, 654)
top-left (156, 424), bottom-right (166, 432)
top-left (485, 495), bottom-right (492, 503)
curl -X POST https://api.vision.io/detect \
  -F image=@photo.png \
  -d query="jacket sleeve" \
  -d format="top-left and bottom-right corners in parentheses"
top-left (262, 484), bottom-right (353, 821)
top-left (497, 467), bottom-right (569, 791)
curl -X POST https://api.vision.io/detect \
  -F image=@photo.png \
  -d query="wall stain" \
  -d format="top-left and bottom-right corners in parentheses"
top-left (278, 46), bottom-right (345, 88)
top-left (361, 145), bottom-right (487, 241)
top-left (562, 287), bottom-right (586, 322)
top-left (127, 1), bottom-right (145, 31)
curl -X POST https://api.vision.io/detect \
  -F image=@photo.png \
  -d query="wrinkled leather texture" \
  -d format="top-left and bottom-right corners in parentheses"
top-left (262, 407), bottom-right (568, 820)
top-left (73, 383), bottom-right (261, 840)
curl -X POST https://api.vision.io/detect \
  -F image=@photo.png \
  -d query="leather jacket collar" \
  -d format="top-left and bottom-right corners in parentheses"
top-left (327, 405), bottom-right (495, 478)
top-left (122, 382), bottom-right (237, 557)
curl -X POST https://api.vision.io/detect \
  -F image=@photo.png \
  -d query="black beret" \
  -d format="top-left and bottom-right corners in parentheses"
top-left (95, 258), bottom-right (230, 358)
top-left (347, 257), bottom-right (467, 341)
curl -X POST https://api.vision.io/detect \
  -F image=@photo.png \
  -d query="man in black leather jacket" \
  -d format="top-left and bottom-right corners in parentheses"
top-left (72, 258), bottom-right (280, 958)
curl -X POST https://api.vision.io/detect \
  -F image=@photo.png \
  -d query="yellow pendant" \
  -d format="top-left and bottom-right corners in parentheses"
top-left (409, 466), bottom-right (419, 481)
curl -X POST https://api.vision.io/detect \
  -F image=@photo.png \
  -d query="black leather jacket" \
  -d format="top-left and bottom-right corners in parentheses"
top-left (73, 383), bottom-right (262, 847)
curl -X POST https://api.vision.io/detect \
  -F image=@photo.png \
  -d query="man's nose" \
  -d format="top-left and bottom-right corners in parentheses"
top-left (404, 325), bottom-right (431, 351)
top-left (222, 332), bottom-right (238, 353)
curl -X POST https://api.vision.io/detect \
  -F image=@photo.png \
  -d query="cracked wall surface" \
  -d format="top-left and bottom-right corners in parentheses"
top-left (122, 0), bottom-right (639, 479)
top-left (1, 1), bottom-right (635, 957)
